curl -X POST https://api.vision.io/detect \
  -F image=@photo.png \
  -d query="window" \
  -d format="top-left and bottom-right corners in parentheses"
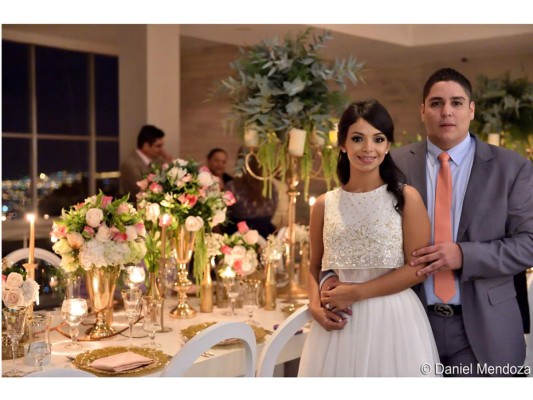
top-left (1, 40), bottom-right (119, 222)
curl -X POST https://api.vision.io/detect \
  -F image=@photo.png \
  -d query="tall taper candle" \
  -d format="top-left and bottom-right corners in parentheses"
top-left (26, 213), bottom-right (36, 265)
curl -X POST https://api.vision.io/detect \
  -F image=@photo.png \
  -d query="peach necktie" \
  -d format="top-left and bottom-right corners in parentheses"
top-left (434, 152), bottom-right (456, 303)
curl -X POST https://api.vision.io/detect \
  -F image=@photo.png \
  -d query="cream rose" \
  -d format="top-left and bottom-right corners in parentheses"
top-left (5, 272), bottom-right (24, 289)
top-left (85, 208), bottom-right (104, 227)
top-left (66, 232), bottom-right (84, 249)
top-left (2, 288), bottom-right (24, 308)
top-left (197, 171), bottom-right (214, 187)
top-left (210, 209), bottom-right (226, 227)
top-left (145, 203), bottom-right (160, 224)
top-left (185, 216), bottom-right (204, 232)
top-left (95, 225), bottom-right (112, 242)
top-left (243, 229), bottom-right (259, 245)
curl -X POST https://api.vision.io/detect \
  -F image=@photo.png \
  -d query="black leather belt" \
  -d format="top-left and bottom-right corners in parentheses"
top-left (427, 303), bottom-right (462, 317)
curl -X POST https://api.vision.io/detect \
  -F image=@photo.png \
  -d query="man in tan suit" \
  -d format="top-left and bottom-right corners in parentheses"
top-left (119, 125), bottom-right (172, 199)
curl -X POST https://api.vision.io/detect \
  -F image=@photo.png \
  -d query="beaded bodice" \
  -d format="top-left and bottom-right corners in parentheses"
top-left (322, 185), bottom-right (404, 273)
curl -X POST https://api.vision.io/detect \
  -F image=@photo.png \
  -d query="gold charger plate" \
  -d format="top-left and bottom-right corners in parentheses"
top-left (72, 346), bottom-right (170, 377)
top-left (181, 322), bottom-right (270, 346)
top-left (281, 303), bottom-right (305, 317)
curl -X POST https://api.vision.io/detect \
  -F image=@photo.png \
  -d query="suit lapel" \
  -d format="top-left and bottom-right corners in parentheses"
top-left (457, 135), bottom-right (493, 241)
top-left (407, 141), bottom-right (428, 207)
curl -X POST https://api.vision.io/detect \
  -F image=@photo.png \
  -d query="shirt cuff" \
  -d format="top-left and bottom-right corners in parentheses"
top-left (319, 271), bottom-right (337, 290)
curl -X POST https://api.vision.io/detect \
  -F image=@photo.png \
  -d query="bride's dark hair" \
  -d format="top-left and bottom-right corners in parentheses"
top-left (336, 99), bottom-right (406, 213)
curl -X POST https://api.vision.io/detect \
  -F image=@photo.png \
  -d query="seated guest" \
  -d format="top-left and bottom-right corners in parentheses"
top-left (206, 148), bottom-right (233, 188)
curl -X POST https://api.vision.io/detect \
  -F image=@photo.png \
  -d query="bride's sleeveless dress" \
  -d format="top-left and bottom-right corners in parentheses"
top-left (298, 185), bottom-right (440, 376)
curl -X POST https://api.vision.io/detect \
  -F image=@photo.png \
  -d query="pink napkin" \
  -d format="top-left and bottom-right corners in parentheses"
top-left (89, 351), bottom-right (154, 372)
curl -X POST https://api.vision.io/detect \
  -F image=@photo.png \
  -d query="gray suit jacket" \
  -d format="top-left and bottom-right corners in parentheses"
top-left (392, 133), bottom-right (533, 368)
top-left (119, 150), bottom-right (150, 199)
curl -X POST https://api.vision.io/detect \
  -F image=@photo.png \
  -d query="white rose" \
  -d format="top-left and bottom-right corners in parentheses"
top-left (231, 245), bottom-right (247, 260)
top-left (145, 203), bottom-right (160, 224)
top-left (176, 158), bottom-right (188, 166)
top-left (85, 208), bottom-right (104, 227)
top-left (2, 288), bottom-right (24, 308)
top-left (5, 272), bottom-right (24, 289)
top-left (125, 226), bottom-right (138, 241)
top-left (22, 279), bottom-right (40, 305)
top-left (95, 225), bottom-right (112, 242)
top-left (240, 259), bottom-right (254, 275)
top-left (185, 216), bottom-right (204, 232)
top-left (66, 232), bottom-right (84, 249)
top-left (197, 171), bottom-right (214, 187)
top-left (210, 209), bottom-right (226, 227)
top-left (243, 229), bottom-right (259, 245)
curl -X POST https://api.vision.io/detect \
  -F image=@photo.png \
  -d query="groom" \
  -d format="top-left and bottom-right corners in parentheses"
top-left (321, 68), bottom-right (533, 376)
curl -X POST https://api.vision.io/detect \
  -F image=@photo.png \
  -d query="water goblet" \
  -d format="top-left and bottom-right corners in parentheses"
top-left (27, 341), bottom-right (52, 372)
top-left (242, 279), bottom-right (261, 326)
top-left (121, 288), bottom-right (143, 347)
top-left (61, 298), bottom-right (88, 349)
top-left (142, 296), bottom-right (162, 349)
top-left (2, 306), bottom-right (30, 377)
top-left (222, 275), bottom-right (240, 316)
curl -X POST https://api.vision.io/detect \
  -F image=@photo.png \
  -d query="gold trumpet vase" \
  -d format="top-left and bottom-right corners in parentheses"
top-left (85, 266), bottom-right (121, 338)
top-left (170, 225), bottom-right (197, 318)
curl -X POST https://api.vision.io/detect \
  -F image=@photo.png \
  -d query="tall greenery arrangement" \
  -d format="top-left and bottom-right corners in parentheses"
top-left (472, 73), bottom-right (533, 160)
top-left (217, 28), bottom-right (365, 197)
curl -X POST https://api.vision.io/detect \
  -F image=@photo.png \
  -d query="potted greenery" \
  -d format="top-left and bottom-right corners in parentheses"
top-left (216, 28), bottom-right (365, 198)
top-left (472, 73), bottom-right (533, 160)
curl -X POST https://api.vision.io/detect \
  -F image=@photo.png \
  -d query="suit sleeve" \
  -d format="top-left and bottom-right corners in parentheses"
top-left (120, 160), bottom-right (142, 197)
top-left (459, 158), bottom-right (533, 281)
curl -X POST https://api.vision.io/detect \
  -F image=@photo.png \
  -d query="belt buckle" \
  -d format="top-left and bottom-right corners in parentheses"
top-left (434, 303), bottom-right (454, 317)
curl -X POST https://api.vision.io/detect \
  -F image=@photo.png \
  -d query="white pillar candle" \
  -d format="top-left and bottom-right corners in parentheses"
top-left (288, 128), bottom-right (307, 157)
top-left (488, 133), bottom-right (500, 146)
top-left (244, 128), bottom-right (259, 147)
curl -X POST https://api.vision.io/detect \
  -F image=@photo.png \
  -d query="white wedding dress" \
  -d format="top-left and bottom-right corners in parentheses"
top-left (298, 185), bottom-right (440, 377)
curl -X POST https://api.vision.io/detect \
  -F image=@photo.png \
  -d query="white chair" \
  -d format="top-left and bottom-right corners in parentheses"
top-left (256, 305), bottom-right (312, 377)
top-left (26, 368), bottom-right (96, 377)
top-left (5, 247), bottom-right (61, 267)
top-left (160, 321), bottom-right (257, 377)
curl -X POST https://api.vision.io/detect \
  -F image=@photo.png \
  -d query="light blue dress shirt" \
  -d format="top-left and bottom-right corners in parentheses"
top-left (424, 134), bottom-right (476, 305)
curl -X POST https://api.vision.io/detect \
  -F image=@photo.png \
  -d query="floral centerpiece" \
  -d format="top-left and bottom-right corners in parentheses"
top-left (50, 191), bottom-right (147, 273)
top-left (207, 222), bottom-right (262, 278)
top-left (50, 191), bottom-right (146, 338)
top-left (2, 268), bottom-right (40, 309)
top-left (216, 28), bottom-right (365, 197)
top-left (136, 158), bottom-right (236, 284)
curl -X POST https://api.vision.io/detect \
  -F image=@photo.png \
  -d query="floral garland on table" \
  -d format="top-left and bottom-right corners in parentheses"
top-left (136, 158), bottom-right (236, 284)
top-left (50, 191), bottom-right (147, 275)
top-left (206, 222), bottom-right (263, 278)
top-left (2, 263), bottom-right (40, 308)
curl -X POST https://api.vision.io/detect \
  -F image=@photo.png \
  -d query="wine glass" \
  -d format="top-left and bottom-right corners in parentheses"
top-left (2, 306), bottom-right (30, 377)
top-left (222, 275), bottom-right (240, 316)
top-left (61, 298), bottom-right (88, 349)
top-left (162, 260), bottom-right (177, 297)
top-left (27, 341), bottom-right (52, 372)
top-left (121, 288), bottom-right (143, 347)
top-left (242, 279), bottom-right (261, 326)
top-left (142, 296), bottom-right (162, 349)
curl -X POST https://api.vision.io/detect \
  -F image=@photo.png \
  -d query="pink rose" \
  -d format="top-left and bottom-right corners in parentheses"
top-left (182, 174), bottom-right (192, 183)
top-left (85, 208), bottom-right (104, 227)
top-left (5, 272), bottom-right (23, 289)
top-left (101, 196), bottom-right (113, 209)
top-left (149, 183), bottom-right (163, 193)
top-left (233, 259), bottom-right (243, 275)
top-left (237, 221), bottom-right (249, 234)
top-left (113, 232), bottom-right (128, 242)
top-left (223, 191), bottom-right (236, 206)
top-left (50, 223), bottom-right (67, 241)
top-left (178, 194), bottom-right (198, 208)
top-left (221, 245), bottom-right (232, 255)
top-left (83, 226), bottom-right (95, 238)
top-left (117, 203), bottom-right (130, 215)
top-left (147, 173), bottom-right (157, 183)
top-left (136, 179), bottom-right (148, 191)
top-left (135, 222), bottom-right (146, 236)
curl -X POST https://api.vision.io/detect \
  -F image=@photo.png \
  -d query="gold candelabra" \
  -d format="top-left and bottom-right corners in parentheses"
top-left (243, 136), bottom-right (335, 305)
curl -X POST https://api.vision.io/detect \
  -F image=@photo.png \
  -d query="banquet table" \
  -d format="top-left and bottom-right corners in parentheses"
top-left (2, 296), bottom-right (309, 377)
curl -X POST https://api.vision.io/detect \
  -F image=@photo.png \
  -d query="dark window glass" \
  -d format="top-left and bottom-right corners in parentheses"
top-left (37, 139), bottom-right (88, 175)
top-left (35, 46), bottom-right (89, 135)
top-left (2, 41), bottom-right (31, 133)
top-left (2, 138), bottom-right (32, 219)
top-left (96, 141), bottom-right (119, 172)
top-left (95, 55), bottom-right (119, 137)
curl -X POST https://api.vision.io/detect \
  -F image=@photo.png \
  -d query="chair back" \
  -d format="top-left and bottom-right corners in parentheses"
top-left (5, 247), bottom-right (61, 267)
top-left (160, 321), bottom-right (256, 377)
top-left (256, 305), bottom-right (311, 377)
top-left (26, 368), bottom-right (95, 377)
